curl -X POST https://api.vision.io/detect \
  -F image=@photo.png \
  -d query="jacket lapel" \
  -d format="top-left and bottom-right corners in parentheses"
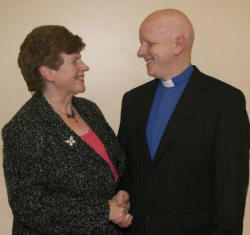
top-left (136, 79), bottom-right (158, 164)
top-left (33, 94), bottom-right (112, 170)
top-left (32, 93), bottom-right (82, 150)
top-left (72, 98), bottom-right (117, 178)
top-left (153, 67), bottom-right (209, 163)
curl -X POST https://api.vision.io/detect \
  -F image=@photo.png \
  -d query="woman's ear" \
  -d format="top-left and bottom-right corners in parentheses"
top-left (174, 35), bottom-right (185, 55)
top-left (38, 66), bottom-right (54, 82)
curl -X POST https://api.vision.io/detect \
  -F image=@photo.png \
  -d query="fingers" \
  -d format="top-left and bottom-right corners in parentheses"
top-left (112, 213), bottom-right (133, 227)
top-left (109, 199), bottom-right (126, 221)
top-left (112, 217), bottom-right (123, 225)
top-left (123, 200), bottom-right (130, 212)
top-left (109, 191), bottom-right (133, 228)
top-left (115, 190), bottom-right (129, 206)
top-left (118, 213), bottom-right (133, 228)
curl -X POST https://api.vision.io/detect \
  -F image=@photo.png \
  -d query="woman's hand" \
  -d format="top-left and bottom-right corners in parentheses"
top-left (109, 190), bottom-right (133, 228)
top-left (113, 190), bottom-right (130, 212)
top-left (108, 198), bottom-right (125, 222)
top-left (117, 213), bottom-right (133, 228)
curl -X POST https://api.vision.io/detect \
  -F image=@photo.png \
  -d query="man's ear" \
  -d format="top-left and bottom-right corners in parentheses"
top-left (38, 66), bottom-right (54, 82)
top-left (174, 35), bottom-right (185, 55)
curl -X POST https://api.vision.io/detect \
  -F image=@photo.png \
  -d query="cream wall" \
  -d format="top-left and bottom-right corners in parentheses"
top-left (0, 0), bottom-right (249, 234)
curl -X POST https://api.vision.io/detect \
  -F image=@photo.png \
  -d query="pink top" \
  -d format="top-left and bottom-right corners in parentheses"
top-left (80, 128), bottom-right (119, 182)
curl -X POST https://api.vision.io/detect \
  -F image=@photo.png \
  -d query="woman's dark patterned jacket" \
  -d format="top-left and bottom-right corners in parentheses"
top-left (2, 92), bottom-right (127, 235)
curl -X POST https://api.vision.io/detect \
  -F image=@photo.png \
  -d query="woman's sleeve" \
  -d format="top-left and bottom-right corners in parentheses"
top-left (2, 123), bottom-right (111, 235)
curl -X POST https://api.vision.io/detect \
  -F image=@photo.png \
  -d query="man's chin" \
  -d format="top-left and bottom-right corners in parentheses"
top-left (147, 69), bottom-right (155, 77)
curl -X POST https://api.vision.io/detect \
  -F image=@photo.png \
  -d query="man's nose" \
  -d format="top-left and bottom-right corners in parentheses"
top-left (137, 45), bottom-right (147, 58)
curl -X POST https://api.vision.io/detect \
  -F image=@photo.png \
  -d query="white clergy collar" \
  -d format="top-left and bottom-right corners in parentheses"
top-left (161, 79), bottom-right (175, 88)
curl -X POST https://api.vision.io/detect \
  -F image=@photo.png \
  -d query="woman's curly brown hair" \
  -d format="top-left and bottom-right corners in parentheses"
top-left (18, 25), bottom-right (85, 92)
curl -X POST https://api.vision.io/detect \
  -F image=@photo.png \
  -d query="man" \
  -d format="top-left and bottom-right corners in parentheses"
top-left (118, 9), bottom-right (250, 235)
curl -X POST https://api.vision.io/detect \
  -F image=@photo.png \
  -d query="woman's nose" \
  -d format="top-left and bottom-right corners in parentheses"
top-left (79, 61), bottom-right (89, 71)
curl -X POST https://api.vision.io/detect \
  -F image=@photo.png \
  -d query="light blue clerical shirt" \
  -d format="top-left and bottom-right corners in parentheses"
top-left (146, 65), bottom-right (194, 159)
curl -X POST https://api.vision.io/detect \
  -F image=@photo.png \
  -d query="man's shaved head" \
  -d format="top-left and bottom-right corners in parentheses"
top-left (138, 9), bottom-right (195, 80)
top-left (141, 9), bottom-right (194, 53)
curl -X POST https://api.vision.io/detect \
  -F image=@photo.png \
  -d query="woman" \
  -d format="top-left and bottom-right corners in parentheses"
top-left (2, 25), bottom-right (132, 234)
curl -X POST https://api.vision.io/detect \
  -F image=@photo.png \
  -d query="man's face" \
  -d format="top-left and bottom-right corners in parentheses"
top-left (137, 21), bottom-right (175, 80)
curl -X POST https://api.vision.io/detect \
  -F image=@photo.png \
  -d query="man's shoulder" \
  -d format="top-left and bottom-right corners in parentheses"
top-left (124, 79), bottom-right (157, 97)
top-left (192, 66), bottom-right (243, 95)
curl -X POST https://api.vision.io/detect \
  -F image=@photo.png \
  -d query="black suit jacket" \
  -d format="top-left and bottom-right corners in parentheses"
top-left (118, 66), bottom-right (250, 235)
top-left (2, 93), bottom-right (126, 235)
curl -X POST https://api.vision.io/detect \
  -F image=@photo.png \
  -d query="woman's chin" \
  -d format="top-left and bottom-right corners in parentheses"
top-left (78, 86), bottom-right (86, 94)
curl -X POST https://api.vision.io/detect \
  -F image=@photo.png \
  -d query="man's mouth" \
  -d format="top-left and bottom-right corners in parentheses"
top-left (146, 59), bottom-right (153, 65)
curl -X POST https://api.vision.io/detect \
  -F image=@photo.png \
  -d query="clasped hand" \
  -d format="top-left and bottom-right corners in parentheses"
top-left (108, 190), bottom-right (133, 228)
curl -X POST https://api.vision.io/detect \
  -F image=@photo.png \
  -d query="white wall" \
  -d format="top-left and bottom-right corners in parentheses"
top-left (0, 0), bottom-right (249, 234)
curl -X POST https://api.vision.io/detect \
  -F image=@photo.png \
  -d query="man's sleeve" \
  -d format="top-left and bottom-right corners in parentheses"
top-left (213, 89), bottom-right (250, 235)
top-left (117, 93), bottom-right (131, 193)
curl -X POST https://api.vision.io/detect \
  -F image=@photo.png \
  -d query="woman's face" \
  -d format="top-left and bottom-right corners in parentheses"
top-left (49, 52), bottom-right (89, 96)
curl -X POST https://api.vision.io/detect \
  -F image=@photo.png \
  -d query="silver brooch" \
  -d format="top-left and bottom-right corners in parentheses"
top-left (65, 136), bottom-right (76, 146)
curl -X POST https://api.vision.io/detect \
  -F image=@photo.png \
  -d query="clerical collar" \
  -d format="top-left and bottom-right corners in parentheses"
top-left (160, 65), bottom-right (193, 88)
top-left (161, 79), bottom-right (175, 87)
